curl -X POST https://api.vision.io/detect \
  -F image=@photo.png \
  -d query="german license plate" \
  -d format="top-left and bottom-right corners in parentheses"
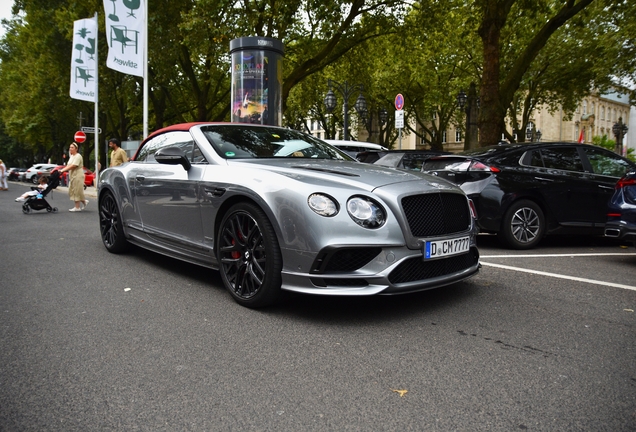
top-left (424, 236), bottom-right (470, 259)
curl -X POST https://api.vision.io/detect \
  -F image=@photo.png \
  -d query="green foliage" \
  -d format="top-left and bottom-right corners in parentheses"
top-left (592, 134), bottom-right (616, 151)
top-left (0, 0), bottom-right (634, 160)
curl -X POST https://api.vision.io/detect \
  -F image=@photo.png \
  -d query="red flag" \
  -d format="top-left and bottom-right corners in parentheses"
top-left (578, 130), bottom-right (584, 143)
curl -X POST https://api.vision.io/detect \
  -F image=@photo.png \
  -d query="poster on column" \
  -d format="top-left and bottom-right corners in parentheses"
top-left (103, 0), bottom-right (145, 77)
top-left (70, 18), bottom-right (97, 102)
top-left (232, 51), bottom-right (269, 124)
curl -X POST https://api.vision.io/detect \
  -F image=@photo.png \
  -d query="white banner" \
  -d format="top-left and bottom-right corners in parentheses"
top-left (69, 18), bottom-right (98, 102)
top-left (103, 0), bottom-right (145, 77)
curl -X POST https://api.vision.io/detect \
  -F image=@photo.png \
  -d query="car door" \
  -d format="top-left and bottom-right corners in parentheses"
top-left (529, 146), bottom-right (598, 227)
top-left (579, 146), bottom-right (636, 225)
top-left (133, 131), bottom-right (206, 254)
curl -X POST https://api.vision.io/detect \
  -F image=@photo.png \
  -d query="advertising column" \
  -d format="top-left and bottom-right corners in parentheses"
top-left (230, 37), bottom-right (285, 126)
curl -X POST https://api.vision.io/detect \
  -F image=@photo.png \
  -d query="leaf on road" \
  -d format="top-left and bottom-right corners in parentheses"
top-left (391, 389), bottom-right (408, 397)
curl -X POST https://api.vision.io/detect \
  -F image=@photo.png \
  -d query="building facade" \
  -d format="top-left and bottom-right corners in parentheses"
top-left (307, 90), bottom-right (632, 154)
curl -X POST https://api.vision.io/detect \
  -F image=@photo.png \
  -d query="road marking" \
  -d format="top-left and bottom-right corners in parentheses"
top-left (481, 253), bottom-right (636, 258)
top-left (480, 261), bottom-right (636, 291)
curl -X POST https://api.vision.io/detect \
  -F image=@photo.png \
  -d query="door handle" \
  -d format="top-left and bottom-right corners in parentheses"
top-left (598, 185), bottom-right (613, 190)
top-left (533, 177), bottom-right (554, 182)
top-left (136, 175), bottom-right (145, 182)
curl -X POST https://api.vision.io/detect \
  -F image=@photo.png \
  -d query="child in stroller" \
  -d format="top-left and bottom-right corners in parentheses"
top-left (18, 171), bottom-right (61, 214)
top-left (15, 176), bottom-right (49, 201)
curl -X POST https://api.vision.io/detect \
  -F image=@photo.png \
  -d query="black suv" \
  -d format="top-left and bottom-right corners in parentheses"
top-left (422, 143), bottom-right (636, 249)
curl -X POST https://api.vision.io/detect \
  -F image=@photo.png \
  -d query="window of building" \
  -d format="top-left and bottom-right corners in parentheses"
top-left (583, 100), bottom-right (587, 115)
top-left (455, 129), bottom-right (462, 142)
top-left (601, 106), bottom-right (605, 120)
top-left (442, 131), bottom-right (447, 143)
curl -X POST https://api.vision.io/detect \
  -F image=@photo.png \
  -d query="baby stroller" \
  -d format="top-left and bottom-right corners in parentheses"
top-left (22, 171), bottom-right (61, 214)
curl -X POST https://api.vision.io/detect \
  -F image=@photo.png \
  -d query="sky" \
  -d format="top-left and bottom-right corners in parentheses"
top-left (0, 1), bottom-right (14, 38)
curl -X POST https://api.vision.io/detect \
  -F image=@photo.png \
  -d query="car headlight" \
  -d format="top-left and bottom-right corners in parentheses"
top-left (347, 196), bottom-right (385, 228)
top-left (308, 193), bottom-right (339, 217)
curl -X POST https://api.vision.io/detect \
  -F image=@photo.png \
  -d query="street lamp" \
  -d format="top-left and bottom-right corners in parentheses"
top-left (324, 79), bottom-right (366, 140)
top-left (526, 121), bottom-right (535, 141)
top-left (536, 129), bottom-right (542, 142)
top-left (612, 117), bottom-right (629, 155)
top-left (379, 107), bottom-right (388, 126)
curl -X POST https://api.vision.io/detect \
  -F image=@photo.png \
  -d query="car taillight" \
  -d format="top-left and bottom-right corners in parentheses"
top-left (616, 177), bottom-right (636, 189)
top-left (469, 161), bottom-right (500, 173)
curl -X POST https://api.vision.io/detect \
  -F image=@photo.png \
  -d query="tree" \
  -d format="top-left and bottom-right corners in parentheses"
top-left (477, 0), bottom-right (595, 147)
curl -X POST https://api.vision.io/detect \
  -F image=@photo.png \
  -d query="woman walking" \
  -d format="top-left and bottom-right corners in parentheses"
top-left (58, 143), bottom-right (88, 212)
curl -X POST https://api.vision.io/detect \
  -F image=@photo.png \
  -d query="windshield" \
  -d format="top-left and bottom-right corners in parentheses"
top-left (201, 125), bottom-right (353, 161)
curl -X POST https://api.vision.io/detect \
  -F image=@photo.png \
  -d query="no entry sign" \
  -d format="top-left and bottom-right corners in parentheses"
top-left (74, 131), bottom-right (87, 143)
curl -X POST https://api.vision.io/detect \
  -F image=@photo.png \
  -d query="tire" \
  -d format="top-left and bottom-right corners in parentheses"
top-left (22, 204), bottom-right (31, 214)
top-left (499, 199), bottom-right (545, 249)
top-left (217, 202), bottom-right (282, 308)
top-left (31, 175), bottom-right (38, 184)
top-left (99, 191), bottom-right (129, 253)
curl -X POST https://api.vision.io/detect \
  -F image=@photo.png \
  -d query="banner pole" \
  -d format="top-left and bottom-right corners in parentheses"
top-left (94, 12), bottom-right (99, 183)
top-left (143, 0), bottom-right (148, 139)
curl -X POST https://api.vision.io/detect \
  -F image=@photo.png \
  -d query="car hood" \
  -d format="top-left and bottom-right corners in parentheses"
top-left (227, 159), bottom-right (459, 192)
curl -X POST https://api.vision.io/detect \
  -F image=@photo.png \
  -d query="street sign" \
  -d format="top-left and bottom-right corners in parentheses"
top-left (395, 110), bottom-right (404, 129)
top-left (74, 131), bottom-right (87, 143)
top-left (395, 94), bottom-right (404, 110)
top-left (81, 126), bottom-right (102, 134)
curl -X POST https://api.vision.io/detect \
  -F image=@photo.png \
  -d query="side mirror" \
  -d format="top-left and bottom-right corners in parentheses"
top-left (155, 146), bottom-right (191, 171)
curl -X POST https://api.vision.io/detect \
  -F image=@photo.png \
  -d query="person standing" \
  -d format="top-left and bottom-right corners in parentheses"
top-left (108, 138), bottom-right (129, 167)
top-left (59, 142), bottom-right (88, 212)
top-left (0, 159), bottom-right (7, 191)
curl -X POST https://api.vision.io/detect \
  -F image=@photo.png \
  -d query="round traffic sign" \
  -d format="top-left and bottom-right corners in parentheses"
top-left (74, 131), bottom-right (87, 143)
top-left (395, 94), bottom-right (404, 110)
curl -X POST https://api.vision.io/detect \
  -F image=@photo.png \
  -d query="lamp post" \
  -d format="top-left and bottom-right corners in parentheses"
top-left (526, 121), bottom-right (536, 142)
top-left (324, 79), bottom-right (366, 140)
top-left (457, 82), bottom-right (479, 150)
top-left (613, 117), bottom-right (629, 155)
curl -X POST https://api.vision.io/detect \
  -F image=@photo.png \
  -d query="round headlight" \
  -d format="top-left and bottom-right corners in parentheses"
top-left (347, 196), bottom-right (386, 228)
top-left (308, 193), bottom-right (339, 217)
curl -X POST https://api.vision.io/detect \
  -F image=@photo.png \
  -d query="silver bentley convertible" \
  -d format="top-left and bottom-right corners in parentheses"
top-left (98, 123), bottom-right (480, 307)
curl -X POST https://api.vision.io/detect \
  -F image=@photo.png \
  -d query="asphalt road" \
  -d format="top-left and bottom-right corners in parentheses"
top-left (1, 181), bottom-right (635, 431)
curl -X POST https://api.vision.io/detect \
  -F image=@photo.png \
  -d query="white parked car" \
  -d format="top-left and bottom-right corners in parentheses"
top-left (323, 139), bottom-right (388, 158)
top-left (24, 164), bottom-right (57, 184)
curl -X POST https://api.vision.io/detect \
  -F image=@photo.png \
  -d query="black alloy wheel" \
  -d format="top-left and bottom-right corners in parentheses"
top-left (22, 204), bottom-right (30, 214)
top-left (217, 203), bottom-right (282, 308)
top-left (99, 191), bottom-right (129, 253)
top-left (500, 199), bottom-right (545, 250)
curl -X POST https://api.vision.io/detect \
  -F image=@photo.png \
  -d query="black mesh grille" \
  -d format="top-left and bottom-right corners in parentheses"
top-left (402, 193), bottom-right (470, 237)
top-left (388, 249), bottom-right (479, 284)
top-left (321, 248), bottom-right (382, 273)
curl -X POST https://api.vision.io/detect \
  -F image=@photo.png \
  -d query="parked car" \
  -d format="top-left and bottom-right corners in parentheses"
top-left (7, 167), bottom-right (26, 181)
top-left (422, 142), bottom-right (636, 249)
top-left (323, 139), bottom-right (388, 158)
top-left (373, 150), bottom-right (452, 170)
top-left (99, 123), bottom-right (480, 308)
top-left (605, 170), bottom-right (636, 249)
top-left (24, 164), bottom-right (57, 183)
top-left (47, 166), bottom-right (95, 188)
